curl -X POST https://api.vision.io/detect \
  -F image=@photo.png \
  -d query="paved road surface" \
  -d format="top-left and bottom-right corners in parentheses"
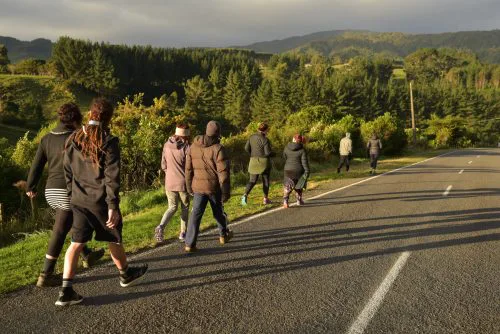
top-left (2, 149), bottom-right (499, 333)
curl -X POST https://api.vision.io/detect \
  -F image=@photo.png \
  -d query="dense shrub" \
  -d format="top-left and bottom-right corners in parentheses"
top-left (361, 112), bottom-right (407, 155)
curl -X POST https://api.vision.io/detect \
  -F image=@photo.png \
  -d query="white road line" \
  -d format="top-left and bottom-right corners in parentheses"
top-left (347, 252), bottom-right (411, 334)
top-left (468, 161), bottom-right (472, 164)
top-left (458, 169), bottom-right (464, 174)
top-left (443, 185), bottom-right (453, 196)
top-left (85, 151), bottom-right (457, 270)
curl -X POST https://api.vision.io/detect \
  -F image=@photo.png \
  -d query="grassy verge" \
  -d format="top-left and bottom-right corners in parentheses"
top-left (0, 149), bottom-right (447, 294)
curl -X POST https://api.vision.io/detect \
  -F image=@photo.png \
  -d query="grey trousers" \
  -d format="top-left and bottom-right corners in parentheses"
top-left (159, 191), bottom-right (190, 232)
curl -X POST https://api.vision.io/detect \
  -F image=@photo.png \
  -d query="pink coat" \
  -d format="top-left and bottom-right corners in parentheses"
top-left (161, 137), bottom-right (190, 192)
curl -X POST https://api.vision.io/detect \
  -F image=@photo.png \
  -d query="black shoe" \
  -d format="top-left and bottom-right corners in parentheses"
top-left (81, 248), bottom-right (105, 268)
top-left (337, 168), bottom-right (340, 174)
top-left (37, 272), bottom-right (62, 287)
top-left (120, 264), bottom-right (148, 287)
top-left (55, 287), bottom-right (83, 306)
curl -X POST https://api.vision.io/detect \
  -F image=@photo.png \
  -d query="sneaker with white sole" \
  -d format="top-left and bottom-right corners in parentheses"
top-left (241, 195), bottom-right (248, 206)
top-left (154, 226), bottom-right (165, 244)
top-left (120, 264), bottom-right (149, 287)
top-left (178, 231), bottom-right (186, 242)
top-left (55, 288), bottom-right (83, 306)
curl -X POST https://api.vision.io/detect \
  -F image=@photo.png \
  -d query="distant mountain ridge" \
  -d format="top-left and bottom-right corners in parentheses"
top-left (236, 30), bottom-right (500, 63)
top-left (0, 36), bottom-right (52, 63)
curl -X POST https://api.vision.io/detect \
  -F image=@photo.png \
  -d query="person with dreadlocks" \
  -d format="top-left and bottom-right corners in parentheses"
top-left (56, 98), bottom-right (148, 306)
top-left (26, 103), bottom-right (105, 288)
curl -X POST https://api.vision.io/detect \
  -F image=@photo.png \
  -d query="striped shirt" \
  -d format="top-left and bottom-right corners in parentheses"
top-left (45, 188), bottom-right (71, 211)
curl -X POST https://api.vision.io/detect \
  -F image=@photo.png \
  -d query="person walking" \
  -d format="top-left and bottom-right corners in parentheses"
top-left (337, 132), bottom-right (352, 173)
top-left (282, 134), bottom-right (310, 208)
top-left (26, 103), bottom-right (104, 288)
top-left (154, 124), bottom-right (191, 244)
top-left (57, 98), bottom-right (147, 306)
top-left (241, 122), bottom-right (275, 206)
top-left (184, 120), bottom-right (233, 252)
top-left (367, 134), bottom-right (382, 175)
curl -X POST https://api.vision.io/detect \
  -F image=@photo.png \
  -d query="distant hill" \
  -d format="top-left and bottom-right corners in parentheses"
top-left (0, 36), bottom-right (52, 63)
top-left (236, 30), bottom-right (500, 63)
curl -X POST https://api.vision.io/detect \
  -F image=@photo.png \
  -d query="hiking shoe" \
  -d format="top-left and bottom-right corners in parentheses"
top-left (178, 231), bottom-right (186, 242)
top-left (219, 230), bottom-right (234, 245)
top-left (283, 200), bottom-right (289, 209)
top-left (81, 248), bottom-right (105, 268)
top-left (154, 226), bottom-right (165, 244)
top-left (241, 195), bottom-right (248, 206)
top-left (55, 288), bottom-right (83, 306)
top-left (36, 272), bottom-right (62, 288)
top-left (120, 264), bottom-right (148, 288)
top-left (337, 168), bottom-right (340, 173)
top-left (263, 197), bottom-right (271, 205)
top-left (296, 199), bottom-right (305, 206)
top-left (185, 245), bottom-right (198, 253)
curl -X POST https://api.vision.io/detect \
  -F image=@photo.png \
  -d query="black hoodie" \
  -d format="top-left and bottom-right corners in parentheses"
top-left (63, 131), bottom-right (120, 210)
top-left (283, 142), bottom-right (310, 180)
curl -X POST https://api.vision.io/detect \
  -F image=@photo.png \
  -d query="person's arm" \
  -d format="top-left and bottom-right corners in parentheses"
top-left (26, 140), bottom-right (47, 195)
top-left (348, 139), bottom-right (353, 154)
top-left (301, 150), bottom-right (310, 178)
top-left (185, 148), bottom-right (194, 195)
top-left (161, 143), bottom-right (168, 172)
top-left (378, 140), bottom-right (382, 150)
top-left (216, 146), bottom-right (231, 202)
top-left (244, 139), bottom-right (251, 155)
top-left (63, 146), bottom-right (73, 199)
top-left (263, 138), bottom-right (274, 157)
top-left (104, 137), bottom-right (120, 211)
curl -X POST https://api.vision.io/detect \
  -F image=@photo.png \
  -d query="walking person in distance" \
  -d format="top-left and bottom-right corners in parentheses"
top-left (154, 124), bottom-right (191, 245)
top-left (241, 122), bottom-right (275, 206)
top-left (283, 134), bottom-right (310, 208)
top-left (26, 103), bottom-right (104, 287)
top-left (184, 120), bottom-right (233, 252)
top-left (367, 134), bottom-right (382, 175)
top-left (57, 98), bottom-right (148, 306)
top-left (337, 132), bottom-right (352, 174)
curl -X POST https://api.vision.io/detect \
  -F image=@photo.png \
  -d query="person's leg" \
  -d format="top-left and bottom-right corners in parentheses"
top-left (208, 192), bottom-right (233, 244)
top-left (179, 192), bottom-right (190, 239)
top-left (337, 156), bottom-right (345, 172)
top-left (295, 189), bottom-right (304, 205)
top-left (108, 242), bottom-right (128, 270)
top-left (185, 194), bottom-right (208, 249)
top-left (373, 154), bottom-right (379, 171)
top-left (262, 171), bottom-right (270, 201)
top-left (345, 156), bottom-right (350, 172)
top-left (43, 209), bottom-right (73, 273)
top-left (242, 174), bottom-right (259, 205)
top-left (155, 191), bottom-right (179, 243)
top-left (370, 154), bottom-right (375, 172)
top-left (55, 241), bottom-right (86, 306)
top-left (283, 179), bottom-right (293, 208)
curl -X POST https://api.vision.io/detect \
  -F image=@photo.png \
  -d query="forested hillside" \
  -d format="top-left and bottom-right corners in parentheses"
top-left (0, 36), bottom-right (52, 63)
top-left (238, 30), bottom-right (500, 64)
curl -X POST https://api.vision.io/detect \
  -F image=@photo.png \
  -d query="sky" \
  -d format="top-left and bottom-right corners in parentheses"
top-left (0, 0), bottom-right (499, 47)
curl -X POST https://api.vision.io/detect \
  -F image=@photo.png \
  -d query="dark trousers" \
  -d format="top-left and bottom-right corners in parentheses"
top-left (245, 171), bottom-right (270, 197)
top-left (337, 155), bottom-right (350, 171)
top-left (370, 154), bottom-right (379, 169)
top-left (185, 192), bottom-right (228, 247)
top-left (46, 209), bottom-right (92, 258)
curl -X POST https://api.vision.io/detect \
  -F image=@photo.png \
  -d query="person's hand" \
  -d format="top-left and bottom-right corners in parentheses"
top-left (105, 209), bottom-right (121, 229)
top-left (26, 191), bottom-right (37, 198)
top-left (221, 193), bottom-right (230, 203)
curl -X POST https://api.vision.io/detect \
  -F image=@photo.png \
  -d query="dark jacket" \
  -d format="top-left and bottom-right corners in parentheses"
top-left (367, 138), bottom-right (382, 155)
top-left (245, 133), bottom-right (273, 158)
top-left (283, 142), bottom-right (310, 180)
top-left (63, 132), bottom-right (120, 210)
top-left (185, 135), bottom-right (230, 198)
top-left (27, 123), bottom-right (75, 192)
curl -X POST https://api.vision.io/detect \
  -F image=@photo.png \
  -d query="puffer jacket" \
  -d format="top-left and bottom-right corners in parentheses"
top-left (64, 131), bottom-right (120, 210)
top-left (161, 136), bottom-right (190, 192)
top-left (283, 142), bottom-right (310, 180)
top-left (185, 135), bottom-right (230, 198)
top-left (245, 133), bottom-right (273, 158)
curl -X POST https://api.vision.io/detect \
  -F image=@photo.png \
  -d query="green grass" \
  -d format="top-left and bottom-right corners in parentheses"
top-left (0, 149), bottom-right (447, 294)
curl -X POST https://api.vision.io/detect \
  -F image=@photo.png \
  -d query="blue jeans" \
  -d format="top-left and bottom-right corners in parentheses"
top-left (185, 192), bottom-right (228, 247)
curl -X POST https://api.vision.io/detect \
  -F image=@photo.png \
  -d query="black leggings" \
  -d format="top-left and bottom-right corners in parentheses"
top-left (46, 209), bottom-right (90, 258)
top-left (245, 172), bottom-right (270, 197)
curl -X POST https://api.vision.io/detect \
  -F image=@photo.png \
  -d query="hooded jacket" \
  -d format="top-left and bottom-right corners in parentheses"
top-left (27, 123), bottom-right (75, 192)
top-left (283, 142), bottom-right (310, 180)
top-left (161, 136), bottom-right (190, 192)
top-left (245, 132), bottom-right (274, 174)
top-left (185, 135), bottom-right (230, 198)
top-left (339, 134), bottom-right (353, 156)
top-left (63, 131), bottom-right (120, 210)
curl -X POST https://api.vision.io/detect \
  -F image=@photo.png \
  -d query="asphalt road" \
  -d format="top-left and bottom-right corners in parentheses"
top-left (1, 149), bottom-right (499, 334)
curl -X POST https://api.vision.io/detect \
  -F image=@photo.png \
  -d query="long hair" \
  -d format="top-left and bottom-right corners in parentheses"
top-left (71, 98), bottom-right (114, 166)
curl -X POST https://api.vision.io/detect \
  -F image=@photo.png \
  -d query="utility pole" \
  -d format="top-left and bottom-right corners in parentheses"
top-left (409, 81), bottom-right (416, 146)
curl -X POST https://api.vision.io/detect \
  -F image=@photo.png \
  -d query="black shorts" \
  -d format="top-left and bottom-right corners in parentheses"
top-left (71, 205), bottom-right (123, 244)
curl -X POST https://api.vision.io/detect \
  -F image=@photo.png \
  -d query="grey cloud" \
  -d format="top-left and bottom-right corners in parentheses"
top-left (0, 0), bottom-right (498, 47)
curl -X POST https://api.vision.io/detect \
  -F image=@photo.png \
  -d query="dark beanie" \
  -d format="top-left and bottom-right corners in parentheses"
top-left (206, 120), bottom-right (221, 137)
